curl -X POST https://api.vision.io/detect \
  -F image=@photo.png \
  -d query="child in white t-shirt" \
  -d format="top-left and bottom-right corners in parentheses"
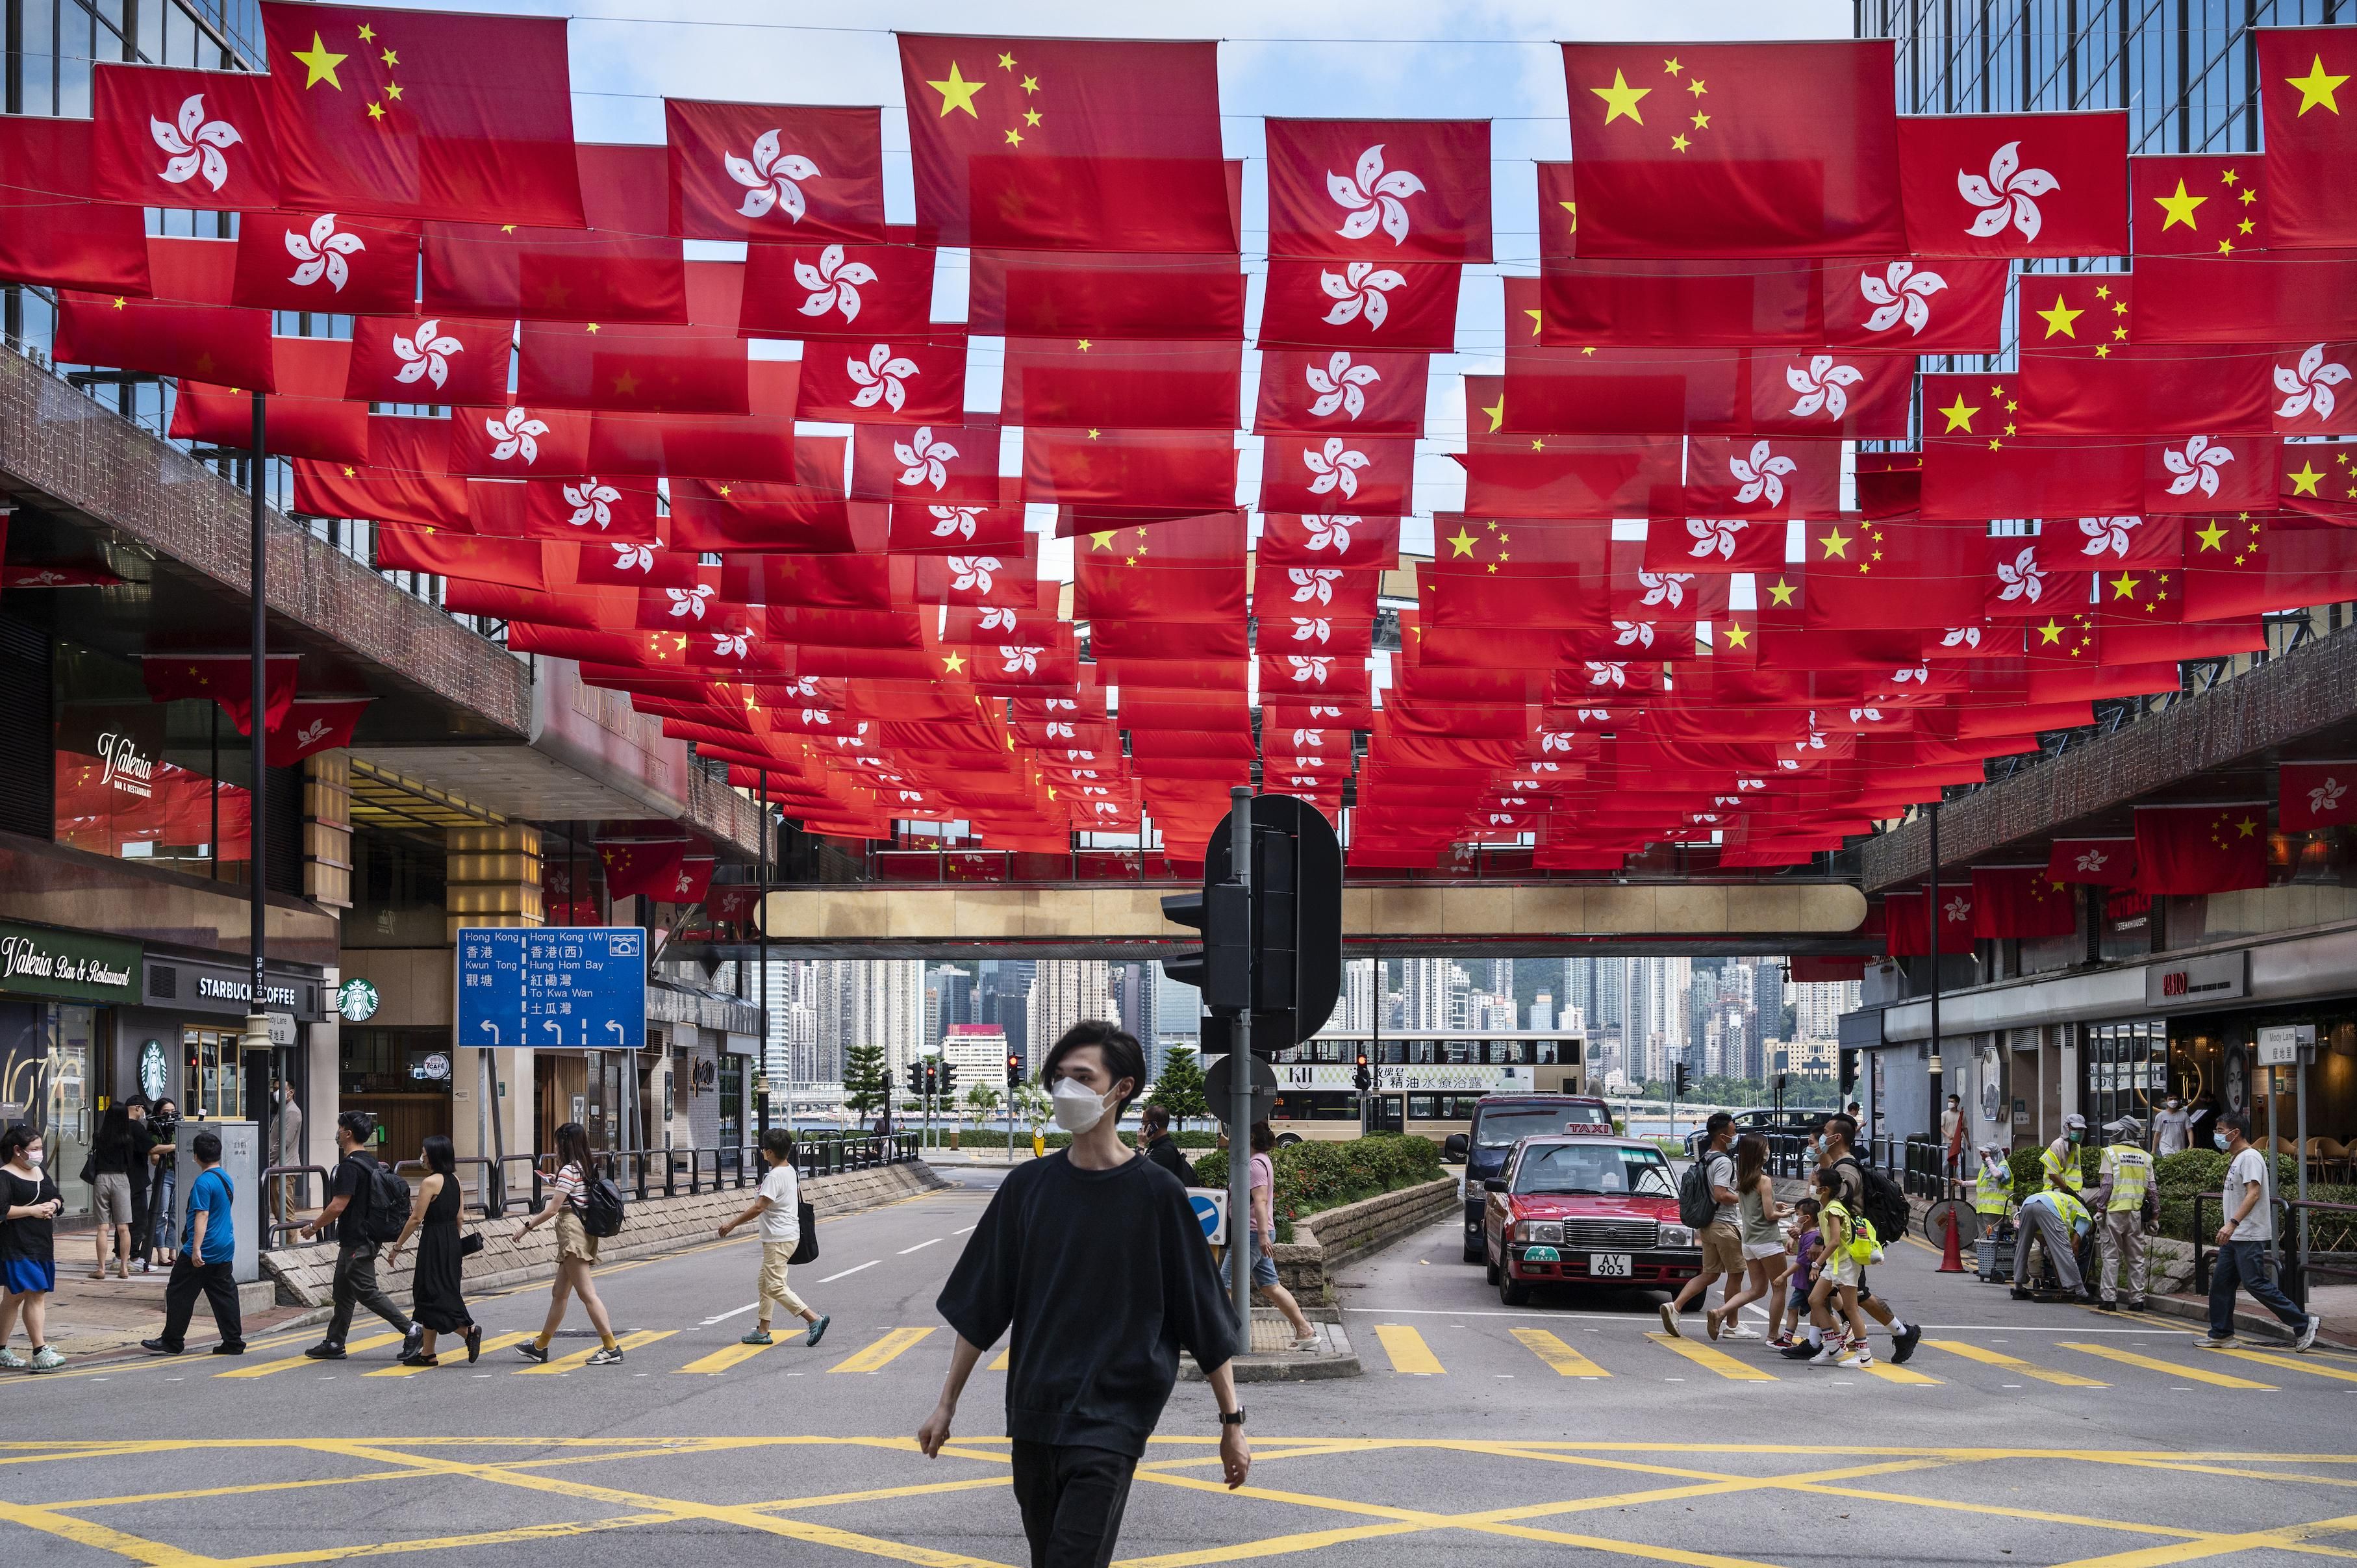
top-left (718, 1128), bottom-right (831, 1348)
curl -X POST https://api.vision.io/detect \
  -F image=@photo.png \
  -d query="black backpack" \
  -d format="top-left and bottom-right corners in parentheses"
top-left (579, 1171), bottom-right (627, 1238)
top-left (1677, 1150), bottom-right (1722, 1230)
top-left (360, 1157), bottom-right (410, 1244)
top-left (1837, 1156), bottom-right (1911, 1251)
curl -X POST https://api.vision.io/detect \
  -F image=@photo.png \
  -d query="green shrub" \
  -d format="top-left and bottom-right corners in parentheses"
top-left (1191, 1133), bottom-right (1445, 1243)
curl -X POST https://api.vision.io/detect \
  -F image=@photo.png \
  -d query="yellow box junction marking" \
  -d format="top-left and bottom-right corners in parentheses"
top-left (827, 1325), bottom-right (936, 1374)
top-left (2061, 1341), bottom-right (2276, 1389)
top-left (1510, 1328), bottom-right (1609, 1377)
top-left (364, 1332), bottom-right (533, 1376)
top-left (512, 1330), bottom-right (675, 1373)
top-left (988, 1347), bottom-right (1011, 1371)
top-left (216, 1330), bottom-right (407, 1378)
top-left (1646, 1332), bottom-right (1775, 1381)
top-left (1372, 1324), bottom-right (1444, 1375)
top-left (1924, 1339), bottom-right (2108, 1386)
top-left (2206, 1346), bottom-right (2357, 1384)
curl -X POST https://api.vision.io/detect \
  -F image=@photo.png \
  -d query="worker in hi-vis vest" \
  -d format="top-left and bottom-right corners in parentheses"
top-left (2041, 1113), bottom-right (2088, 1195)
top-left (2011, 1187), bottom-right (2093, 1300)
top-left (2089, 1117), bottom-right (2159, 1311)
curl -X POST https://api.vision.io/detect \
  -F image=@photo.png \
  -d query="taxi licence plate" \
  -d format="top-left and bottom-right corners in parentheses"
top-left (1522, 1245), bottom-right (1561, 1264)
top-left (1589, 1252), bottom-right (1633, 1278)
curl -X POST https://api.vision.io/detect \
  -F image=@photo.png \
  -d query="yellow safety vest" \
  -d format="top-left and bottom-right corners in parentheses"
top-left (2041, 1138), bottom-right (2084, 1194)
top-left (1974, 1163), bottom-right (2013, 1216)
top-left (2036, 1189), bottom-right (2090, 1232)
top-left (2099, 1146), bottom-right (2153, 1213)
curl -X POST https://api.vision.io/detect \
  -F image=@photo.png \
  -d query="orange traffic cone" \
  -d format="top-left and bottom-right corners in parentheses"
top-left (1937, 1208), bottom-right (1969, 1273)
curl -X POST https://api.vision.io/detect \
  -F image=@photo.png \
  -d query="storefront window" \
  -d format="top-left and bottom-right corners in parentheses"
top-left (2083, 1018), bottom-right (2167, 1131)
top-left (184, 1026), bottom-right (244, 1120)
top-left (51, 641), bottom-right (260, 885)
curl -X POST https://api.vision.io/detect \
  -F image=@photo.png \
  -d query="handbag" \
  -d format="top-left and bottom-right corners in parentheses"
top-left (459, 1232), bottom-right (485, 1258)
top-left (787, 1200), bottom-right (818, 1265)
top-left (78, 1152), bottom-right (95, 1187)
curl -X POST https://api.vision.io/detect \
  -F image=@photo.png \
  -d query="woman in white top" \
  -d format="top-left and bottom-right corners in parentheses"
top-left (513, 1121), bottom-right (623, 1365)
top-left (717, 1127), bottom-right (831, 1348)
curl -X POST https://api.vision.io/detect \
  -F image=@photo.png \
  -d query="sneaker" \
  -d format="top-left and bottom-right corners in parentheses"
top-left (585, 1345), bottom-right (625, 1366)
top-left (1291, 1333), bottom-right (1322, 1352)
top-left (1808, 1340), bottom-right (1844, 1366)
top-left (2094, 1298), bottom-right (2118, 1311)
top-left (2194, 1335), bottom-right (2238, 1348)
top-left (210, 1343), bottom-right (245, 1356)
top-left (1724, 1323), bottom-right (1761, 1340)
top-left (1767, 1334), bottom-right (1796, 1351)
top-left (0, 1348), bottom-right (23, 1369)
top-left (1839, 1347), bottom-right (1877, 1369)
top-left (1780, 1339), bottom-right (1821, 1361)
top-left (29, 1347), bottom-right (63, 1372)
top-left (303, 1343), bottom-right (346, 1361)
top-left (2296, 1315), bottom-right (2323, 1352)
top-left (739, 1328), bottom-right (775, 1347)
top-left (1891, 1324), bottom-right (1922, 1364)
top-left (400, 1329), bottom-right (425, 1358)
top-left (140, 1338), bottom-right (184, 1356)
top-left (516, 1341), bottom-right (550, 1363)
top-left (1657, 1302), bottom-right (1683, 1338)
top-left (805, 1315), bottom-right (831, 1348)
top-left (2010, 1289), bottom-right (2035, 1301)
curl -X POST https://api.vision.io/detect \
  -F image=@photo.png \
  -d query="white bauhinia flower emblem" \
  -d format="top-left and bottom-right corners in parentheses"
top-left (1729, 440), bottom-right (1796, 507)
top-left (1304, 514), bottom-right (1357, 553)
top-left (1849, 707), bottom-right (1884, 724)
top-left (800, 707), bottom-right (831, 727)
top-left (929, 505), bottom-right (981, 541)
top-left (1785, 355), bottom-right (1866, 420)
top-left (1540, 732), bottom-right (1574, 752)
top-left (1612, 620), bottom-right (1654, 649)
top-left (1585, 662), bottom-right (1628, 689)
top-left (1636, 570), bottom-right (1691, 609)
top-left (151, 94), bottom-right (240, 191)
top-left (1000, 646), bottom-right (1039, 675)
top-left (1291, 729), bottom-right (1326, 748)
top-left (2078, 516), bottom-right (2143, 559)
top-left (946, 555), bottom-right (998, 592)
top-left (485, 407), bottom-right (549, 465)
top-left (665, 585), bottom-right (714, 619)
top-left (796, 243), bottom-right (876, 322)
top-left (1944, 894), bottom-right (1972, 924)
top-left (1574, 709), bottom-right (1611, 724)
top-left (894, 426), bottom-right (957, 490)
top-left (1291, 618), bottom-right (1333, 644)
top-left (2079, 845), bottom-right (2112, 872)
top-left (392, 319), bottom-right (462, 390)
top-left (292, 718), bottom-right (331, 749)
top-left (1326, 144), bottom-right (1426, 244)
top-left (286, 212), bottom-right (364, 292)
top-left (1288, 656), bottom-right (1333, 685)
top-left (1940, 626), bottom-right (1983, 650)
top-left (725, 130), bottom-right (820, 221)
top-left (611, 542), bottom-right (655, 572)
top-left (979, 605), bottom-right (1018, 633)
top-left (846, 344), bottom-right (919, 412)
top-left (1305, 350), bottom-right (1381, 419)
top-left (1858, 260), bottom-right (1948, 336)
top-left (2162, 435), bottom-right (2233, 498)
top-left (2310, 776), bottom-right (2347, 815)
top-left (1995, 545), bottom-right (2046, 603)
top-left (562, 477), bottom-right (622, 529)
top-left (711, 631), bottom-right (750, 658)
top-left (1046, 720), bottom-right (1076, 739)
top-left (1302, 436), bottom-right (1370, 500)
top-left (1685, 519), bottom-right (1748, 562)
top-left (1958, 141), bottom-right (2058, 242)
top-left (1289, 567), bottom-right (1342, 605)
top-left (1319, 261), bottom-right (1408, 329)
top-left (2275, 342), bottom-right (2351, 422)
top-left (1891, 663), bottom-right (1930, 684)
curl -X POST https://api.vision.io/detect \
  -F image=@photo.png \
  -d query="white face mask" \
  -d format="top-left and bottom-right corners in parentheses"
top-left (26, 1152), bottom-right (44, 1168)
top-left (1048, 1077), bottom-right (1116, 1135)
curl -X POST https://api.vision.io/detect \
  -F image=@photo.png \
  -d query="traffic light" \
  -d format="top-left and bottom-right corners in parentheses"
top-left (938, 1059), bottom-right (957, 1096)
top-left (905, 1063), bottom-right (924, 1098)
top-left (1353, 1052), bottom-right (1371, 1094)
top-left (1005, 1052), bottom-right (1022, 1089)
top-left (922, 1059), bottom-right (939, 1098)
top-left (1673, 1061), bottom-right (1691, 1096)
top-left (1159, 882), bottom-right (1250, 1011)
top-left (1165, 794), bottom-right (1343, 1056)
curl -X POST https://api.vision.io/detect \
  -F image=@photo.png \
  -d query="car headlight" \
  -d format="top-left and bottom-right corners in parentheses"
top-left (1656, 1223), bottom-right (1699, 1248)
top-left (1514, 1220), bottom-right (1563, 1245)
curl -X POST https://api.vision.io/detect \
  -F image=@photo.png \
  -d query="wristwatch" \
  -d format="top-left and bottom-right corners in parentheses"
top-left (1219, 1407), bottom-right (1247, 1427)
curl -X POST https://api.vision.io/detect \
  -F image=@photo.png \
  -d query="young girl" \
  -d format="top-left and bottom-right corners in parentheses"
top-left (1707, 1134), bottom-right (1785, 1341)
top-left (1805, 1167), bottom-right (1877, 1369)
top-left (514, 1122), bottom-right (622, 1365)
top-left (1771, 1196), bottom-right (1821, 1351)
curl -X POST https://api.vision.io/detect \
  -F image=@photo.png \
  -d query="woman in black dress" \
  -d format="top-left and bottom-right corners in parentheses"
top-left (383, 1135), bottom-right (480, 1367)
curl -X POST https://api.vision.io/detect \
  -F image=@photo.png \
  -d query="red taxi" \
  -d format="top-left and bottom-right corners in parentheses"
top-left (1481, 1135), bottom-right (1702, 1306)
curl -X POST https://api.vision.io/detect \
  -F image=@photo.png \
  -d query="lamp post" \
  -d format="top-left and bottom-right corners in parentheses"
top-left (242, 391), bottom-right (275, 1191)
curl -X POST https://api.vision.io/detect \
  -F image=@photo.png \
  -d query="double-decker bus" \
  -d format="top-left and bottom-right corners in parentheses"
top-left (1238, 1030), bottom-right (1590, 1144)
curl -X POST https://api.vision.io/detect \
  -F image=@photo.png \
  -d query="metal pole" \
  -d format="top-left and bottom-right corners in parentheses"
top-left (1928, 800), bottom-right (1944, 1148)
top-left (757, 769), bottom-right (772, 1139)
top-left (1227, 784), bottom-right (1255, 1334)
top-left (2297, 1039), bottom-right (2311, 1298)
top-left (244, 389), bottom-right (274, 1133)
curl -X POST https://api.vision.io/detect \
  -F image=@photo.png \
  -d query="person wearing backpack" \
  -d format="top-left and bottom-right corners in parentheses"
top-left (299, 1111), bottom-right (421, 1362)
top-left (716, 1127), bottom-right (831, 1349)
top-left (1800, 1165), bottom-right (1879, 1369)
top-left (1659, 1112), bottom-right (1743, 1339)
top-left (514, 1120), bottom-right (623, 1365)
top-left (1781, 1114), bottom-right (1922, 1363)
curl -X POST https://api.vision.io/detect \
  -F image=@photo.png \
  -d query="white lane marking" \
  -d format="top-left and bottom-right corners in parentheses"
top-left (819, 1259), bottom-right (881, 1283)
top-left (898, 1238), bottom-right (942, 1255)
top-left (954, 1225), bottom-right (977, 1235)
top-left (1335, 1306), bottom-right (2191, 1332)
top-left (700, 1302), bottom-right (760, 1325)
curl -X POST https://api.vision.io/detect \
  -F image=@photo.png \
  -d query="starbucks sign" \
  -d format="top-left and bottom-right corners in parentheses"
top-left (336, 977), bottom-right (381, 1023)
top-left (0, 922), bottom-right (141, 1005)
top-left (139, 1039), bottom-right (171, 1100)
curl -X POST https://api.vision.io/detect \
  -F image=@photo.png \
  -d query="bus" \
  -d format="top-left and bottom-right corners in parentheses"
top-left (1242, 1030), bottom-right (1591, 1145)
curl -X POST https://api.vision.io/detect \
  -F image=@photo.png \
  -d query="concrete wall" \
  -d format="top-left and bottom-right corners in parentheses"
top-left (1269, 1177), bottom-right (1459, 1306)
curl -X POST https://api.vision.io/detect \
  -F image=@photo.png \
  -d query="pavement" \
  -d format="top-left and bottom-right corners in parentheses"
top-left (8, 1165), bottom-right (2357, 1568)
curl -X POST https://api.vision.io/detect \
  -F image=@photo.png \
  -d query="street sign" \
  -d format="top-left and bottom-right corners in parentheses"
top-left (455, 927), bottom-right (648, 1050)
top-left (1186, 1188), bottom-right (1229, 1246)
top-left (1204, 1052), bottom-right (1278, 1124)
top-left (2256, 1024), bottom-right (2314, 1067)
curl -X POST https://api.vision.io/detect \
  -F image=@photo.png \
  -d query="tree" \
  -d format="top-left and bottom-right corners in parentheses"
top-left (1010, 1081), bottom-right (1050, 1135)
top-left (962, 1080), bottom-right (1003, 1130)
top-left (842, 1043), bottom-right (891, 1124)
top-left (1148, 1047), bottom-right (1209, 1131)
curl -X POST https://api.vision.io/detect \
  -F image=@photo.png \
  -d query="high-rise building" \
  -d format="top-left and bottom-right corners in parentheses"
top-left (1026, 961), bottom-right (1113, 1063)
top-left (814, 960), bottom-right (926, 1082)
top-left (934, 965), bottom-right (976, 1033)
top-left (1400, 957), bottom-right (1454, 1032)
top-left (1591, 957), bottom-right (1628, 1036)
top-left (1339, 958), bottom-right (1378, 1034)
top-left (1793, 980), bottom-right (1862, 1043)
top-left (1560, 958), bottom-right (1596, 1033)
top-left (1529, 991), bottom-right (1554, 1033)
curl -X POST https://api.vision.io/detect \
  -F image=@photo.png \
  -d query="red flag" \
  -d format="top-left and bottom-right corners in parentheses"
top-left (598, 838), bottom-right (687, 900)
top-left (169, 336), bottom-right (366, 463)
top-left (2282, 760), bottom-right (2357, 831)
top-left (423, 144), bottom-right (681, 324)
top-left (588, 365), bottom-right (816, 483)
top-left (1756, 520), bottom-right (1987, 631)
top-left (0, 114), bottom-right (151, 294)
top-left (1022, 430), bottom-right (1237, 516)
top-left (740, 231), bottom-right (937, 340)
top-left (516, 299), bottom-right (751, 416)
top-left (1824, 257), bottom-right (2010, 353)
top-left (850, 422), bottom-right (1000, 505)
top-left (92, 63), bottom-right (281, 211)
top-left (516, 476), bottom-right (662, 543)
top-left (2269, 340), bottom-right (2357, 438)
top-left (1455, 432), bottom-right (1682, 518)
top-left (2184, 514), bottom-right (2357, 621)
top-left (664, 99), bottom-right (885, 243)
top-left (666, 481), bottom-right (859, 555)
top-left (2047, 837), bottom-right (2137, 887)
top-left (344, 314), bottom-right (514, 406)
top-left (142, 653), bottom-right (300, 736)
top-left (1895, 111), bottom-right (2129, 256)
top-left (2260, 27), bottom-right (2357, 249)
top-left (257, 1), bottom-right (583, 227)
top-left (1259, 435), bottom-right (1414, 517)
top-left (266, 696), bottom-right (372, 768)
top-left (1978, 538), bottom-right (2093, 622)
top-left (1541, 255), bottom-right (1822, 346)
top-left (1259, 258), bottom-right (1461, 350)
top-left (1422, 518), bottom-right (1609, 628)
top-left (1971, 865), bottom-right (2078, 939)
top-left (1560, 40), bottom-right (1904, 257)
top-left (446, 404), bottom-right (594, 477)
top-left (968, 248), bottom-right (1245, 339)
top-left (896, 36), bottom-right (1231, 251)
top-left (794, 337), bottom-right (968, 425)
top-left (1645, 517), bottom-right (1789, 574)
top-left (2280, 440), bottom-right (2357, 524)
top-left (374, 524), bottom-right (546, 587)
top-left (1257, 512), bottom-right (1400, 570)
top-left (657, 856), bottom-right (718, 905)
top-left (1682, 437), bottom-right (1841, 518)
top-left (2132, 802), bottom-right (2270, 894)
top-left (1918, 373), bottom-right (2141, 520)
top-left (1001, 336), bottom-right (1240, 430)
top-left (2128, 153), bottom-right (2357, 346)
top-left (1254, 348), bottom-right (1430, 436)
top-left (55, 238), bottom-right (273, 389)
top-left (232, 210), bottom-right (419, 314)
top-left (1263, 119), bottom-right (1492, 261)
top-left (2015, 273), bottom-right (2273, 434)
top-left (292, 416), bottom-right (467, 526)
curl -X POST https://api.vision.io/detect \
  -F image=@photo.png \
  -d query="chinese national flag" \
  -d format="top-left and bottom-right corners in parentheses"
top-left (374, 523), bottom-right (547, 588)
top-left (423, 144), bottom-right (683, 324)
top-left (1894, 111), bottom-right (2129, 257)
top-left (896, 36), bottom-right (1231, 251)
top-left (1757, 520), bottom-right (1987, 631)
top-left (740, 230), bottom-right (939, 341)
top-left (967, 248), bottom-right (1245, 339)
top-left (665, 481), bottom-right (858, 555)
top-left (2282, 759), bottom-right (2357, 831)
top-left (292, 415), bottom-right (467, 527)
top-left (1422, 518), bottom-right (1610, 629)
top-left (598, 838), bottom-right (687, 900)
top-left (0, 116), bottom-right (150, 296)
top-left (1971, 865), bottom-right (2078, 939)
top-left (2260, 27), bottom-right (2357, 249)
top-left (266, 696), bottom-right (372, 768)
top-left (516, 289), bottom-right (751, 416)
top-left (1917, 374), bottom-right (2141, 520)
top-left (1494, 337), bottom-right (1741, 435)
top-left (169, 336), bottom-right (367, 463)
top-left (2015, 273), bottom-right (2275, 435)
top-left (2130, 153), bottom-right (2357, 345)
top-left (1001, 336), bottom-right (1241, 430)
top-left (231, 210), bottom-right (420, 315)
top-left (1262, 119), bottom-right (1493, 262)
top-left (1541, 253), bottom-right (1821, 346)
top-left (258, 1), bottom-right (583, 227)
top-left (2183, 514), bottom-right (2357, 621)
top-left (590, 364), bottom-right (815, 483)
top-left (664, 99), bottom-right (885, 244)
top-left (55, 237), bottom-right (273, 390)
top-left (2132, 802), bottom-right (2269, 894)
top-left (2047, 837), bottom-right (2136, 887)
top-left (1560, 40), bottom-right (1904, 257)
top-left (1456, 435), bottom-right (1682, 518)
top-left (91, 63), bottom-right (281, 211)
top-left (142, 653), bottom-right (301, 736)
top-left (1022, 429), bottom-right (1237, 516)
top-left (344, 313), bottom-right (514, 406)
top-left (2280, 441), bottom-right (2357, 524)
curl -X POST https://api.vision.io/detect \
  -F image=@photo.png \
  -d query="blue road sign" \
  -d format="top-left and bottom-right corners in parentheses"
top-left (1186, 1189), bottom-right (1228, 1246)
top-left (455, 927), bottom-right (647, 1050)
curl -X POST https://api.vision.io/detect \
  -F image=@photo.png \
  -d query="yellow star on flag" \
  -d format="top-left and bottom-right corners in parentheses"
top-left (2284, 53), bottom-right (2349, 116)
top-left (291, 31), bottom-right (347, 89)
top-left (996, 51), bottom-right (1016, 70)
top-left (1004, 128), bottom-right (1023, 147)
top-left (2152, 178), bottom-right (2207, 230)
top-left (1479, 394), bottom-right (1505, 434)
top-left (1445, 526), bottom-right (1478, 559)
top-left (1670, 133), bottom-right (1692, 152)
top-left (1720, 622), bottom-right (1750, 650)
top-left (366, 101), bottom-right (384, 121)
top-left (1935, 395), bottom-right (1978, 433)
top-left (1818, 527), bottom-right (1852, 560)
top-left (2035, 294), bottom-right (2084, 338)
top-left (940, 650), bottom-right (966, 674)
top-left (2036, 619), bottom-right (2064, 644)
top-left (2195, 520), bottom-right (2228, 551)
top-left (927, 62), bottom-right (985, 118)
top-left (2237, 815), bottom-right (2259, 837)
top-left (2289, 461), bottom-right (2325, 496)
top-left (1591, 70), bottom-right (1651, 125)
top-left (1089, 531), bottom-right (1116, 550)
top-left (1766, 578), bottom-right (1797, 607)
top-left (2108, 572), bottom-right (2140, 600)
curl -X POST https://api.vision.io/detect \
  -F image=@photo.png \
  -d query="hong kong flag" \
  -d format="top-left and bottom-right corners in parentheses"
top-left (55, 238), bottom-right (273, 390)
top-left (267, 697), bottom-right (373, 768)
top-left (518, 476), bottom-right (662, 543)
top-left (2047, 837), bottom-right (2136, 887)
top-left (1259, 259), bottom-right (1463, 351)
top-left (2133, 802), bottom-right (2270, 894)
top-left (1645, 518), bottom-right (1790, 574)
top-left (1822, 257), bottom-right (2010, 353)
top-left (1263, 119), bottom-right (1493, 262)
top-left (0, 116), bottom-right (150, 295)
top-left (1560, 40), bottom-right (1904, 257)
top-left (446, 404), bottom-right (594, 477)
top-left (169, 336), bottom-right (367, 463)
top-left (258, 2), bottom-right (583, 227)
top-left (91, 62), bottom-right (281, 211)
top-left (2282, 759), bottom-right (2357, 831)
top-left (231, 210), bottom-right (420, 314)
top-left (1258, 512), bottom-right (1401, 569)
top-left (2260, 27), bottom-right (2357, 249)
top-left (344, 314), bottom-right (512, 405)
top-left (664, 99), bottom-right (885, 244)
top-left (1971, 864), bottom-right (2078, 939)
top-left (1895, 111), bottom-right (2129, 257)
top-left (740, 231), bottom-right (938, 341)
top-left (1681, 436), bottom-right (1841, 518)
top-left (887, 503), bottom-right (1029, 556)
top-left (1259, 435), bottom-right (1415, 517)
top-left (851, 423), bottom-right (1002, 505)
top-left (794, 337), bottom-right (968, 426)
top-left (1255, 348), bottom-right (1430, 436)
top-left (896, 35), bottom-right (1231, 251)
top-left (1980, 538), bottom-right (2095, 622)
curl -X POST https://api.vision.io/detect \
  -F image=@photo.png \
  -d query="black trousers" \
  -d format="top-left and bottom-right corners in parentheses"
top-left (1009, 1441), bottom-right (1138, 1568)
top-left (158, 1258), bottom-right (243, 1350)
top-left (325, 1241), bottom-right (411, 1343)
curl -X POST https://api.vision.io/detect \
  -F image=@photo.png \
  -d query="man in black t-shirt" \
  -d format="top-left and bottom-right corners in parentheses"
top-left (919, 1022), bottom-right (1247, 1568)
top-left (297, 1111), bottom-right (418, 1361)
